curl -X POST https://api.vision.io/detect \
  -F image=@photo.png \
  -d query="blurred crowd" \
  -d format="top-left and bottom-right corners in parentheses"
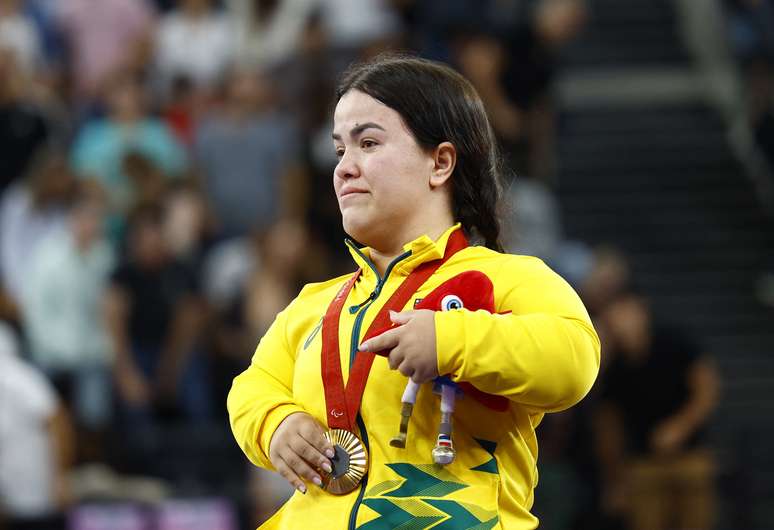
top-left (0, 0), bottom-right (737, 529)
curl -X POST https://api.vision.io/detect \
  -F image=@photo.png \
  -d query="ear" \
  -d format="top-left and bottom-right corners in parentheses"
top-left (429, 142), bottom-right (456, 189)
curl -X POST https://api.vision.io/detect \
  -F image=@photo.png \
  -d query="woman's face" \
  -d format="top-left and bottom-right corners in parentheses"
top-left (332, 90), bottom-right (436, 250)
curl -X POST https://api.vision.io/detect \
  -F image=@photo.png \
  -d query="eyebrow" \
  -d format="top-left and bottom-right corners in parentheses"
top-left (331, 122), bottom-right (386, 141)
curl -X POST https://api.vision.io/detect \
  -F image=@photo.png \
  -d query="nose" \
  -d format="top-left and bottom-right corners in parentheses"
top-left (334, 150), bottom-right (360, 181)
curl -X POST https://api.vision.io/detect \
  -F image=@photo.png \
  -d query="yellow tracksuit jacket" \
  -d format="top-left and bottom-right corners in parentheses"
top-left (228, 224), bottom-right (600, 530)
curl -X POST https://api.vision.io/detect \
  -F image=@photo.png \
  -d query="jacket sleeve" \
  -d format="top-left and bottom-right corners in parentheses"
top-left (227, 304), bottom-right (306, 469)
top-left (435, 257), bottom-right (600, 413)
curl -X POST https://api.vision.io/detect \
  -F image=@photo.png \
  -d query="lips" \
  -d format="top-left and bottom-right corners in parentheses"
top-left (339, 188), bottom-right (368, 200)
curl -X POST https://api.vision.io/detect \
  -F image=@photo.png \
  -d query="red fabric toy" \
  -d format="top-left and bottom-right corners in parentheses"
top-left (372, 270), bottom-right (509, 464)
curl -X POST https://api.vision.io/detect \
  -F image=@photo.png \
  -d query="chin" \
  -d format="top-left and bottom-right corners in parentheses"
top-left (341, 216), bottom-right (365, 243)
top-left (341, 213), bottom-right (377, 246)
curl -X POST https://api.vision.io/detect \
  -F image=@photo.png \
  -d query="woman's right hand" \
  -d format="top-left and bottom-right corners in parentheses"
top-left (269, 412), bottom-right (335, 494)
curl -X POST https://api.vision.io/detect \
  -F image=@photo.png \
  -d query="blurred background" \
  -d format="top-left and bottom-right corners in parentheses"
top-left (0, 0), bottom-right (773, 529)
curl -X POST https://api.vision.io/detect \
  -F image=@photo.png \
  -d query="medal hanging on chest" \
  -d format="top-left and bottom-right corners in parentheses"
top-left (319, 230), bottom-right (468, 494)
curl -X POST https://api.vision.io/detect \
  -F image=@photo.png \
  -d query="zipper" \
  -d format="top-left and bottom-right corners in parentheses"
top-left (344, 242), bottom-right (411, 530)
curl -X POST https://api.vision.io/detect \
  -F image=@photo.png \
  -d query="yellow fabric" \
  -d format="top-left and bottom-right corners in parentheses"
top-left (228, 224), bottom-right (600, 530)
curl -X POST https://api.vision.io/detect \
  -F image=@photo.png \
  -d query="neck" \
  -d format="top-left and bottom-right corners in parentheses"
top-left (369, 248), bottom-right (403, 277)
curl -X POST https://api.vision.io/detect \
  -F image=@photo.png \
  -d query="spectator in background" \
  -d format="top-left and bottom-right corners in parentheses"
top-left (161, 76), bottom-right (200, 149)
top-left (154, 0), bottom-right (234, 98)
top-left (317, 0), bottom-right (402, 71)
top-left (243, 219), bottom-right (311, 338)
top-left (579, 246), bottom-right (632, 317)
top-left (396, 0), bottom-right (503, 63)
top-left (20, 181), bottom-right (115, 442)
top-left (55, 0), bottom-right (155, 102)
top-left (503, 173), bottom-right (594, 288)
top-left (0, 149), bottom-right (75, 303)
top-left (104, 203), bottom-right (210, 438)
top-left (0, 48), bottom-right (50, 197)
top-left (71, 72), bottom-right (187, 218)
top-left (228, 0), bottom-right (318, 71)
top-left (457, 0), bottom-right (587, 178)
top-left (595, 292), bottom-right (720, 530)
top-left (162, 180), bottom-right (212, 267)
top-left (20, 0), bottom-right (66, 72)
top-left (194, 68), bottom-right (306, 237)
top-left (201, 220), bottom-right (322, 429)
top-left (0, 0), bottom-right (43, 76)
top-left (121, 151), bottom-right (170, 209)
top-left (0, 322), bottom-right (74, 528)
top-left (503, 175), bottom-right (562, 260)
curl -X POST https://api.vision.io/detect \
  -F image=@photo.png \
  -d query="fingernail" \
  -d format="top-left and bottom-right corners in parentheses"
top-left (326, 448), bottom-right (335, 459)
top-left (313, 476), bottom-right (322, 486)
top-left (389, 310), bottom-right (397, 317)
top-left (358, 341), bottom-right (368, 351)
top-left (322, 462), bottom-right (333, 473)
top-left (297, 484), bottom-right (307, 494)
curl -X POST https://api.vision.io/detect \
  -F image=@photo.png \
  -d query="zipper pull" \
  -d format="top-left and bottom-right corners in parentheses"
top-left (349, 291), bottom-right (376, 314)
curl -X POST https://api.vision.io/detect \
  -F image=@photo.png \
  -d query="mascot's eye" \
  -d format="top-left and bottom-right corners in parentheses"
top-left (441, 294), bottom-right (464, 311)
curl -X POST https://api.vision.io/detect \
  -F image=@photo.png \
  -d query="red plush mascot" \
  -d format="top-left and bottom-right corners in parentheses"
top-left (373, 270), bottom-right (509, 465)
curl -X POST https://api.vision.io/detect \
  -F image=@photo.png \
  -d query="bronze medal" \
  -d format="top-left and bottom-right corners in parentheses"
top-left (321, 429), bottom-right (369, 495)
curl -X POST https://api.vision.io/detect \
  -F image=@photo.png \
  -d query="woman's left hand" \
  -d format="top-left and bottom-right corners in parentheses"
top-left (359, 310), bottom-right (439, 383)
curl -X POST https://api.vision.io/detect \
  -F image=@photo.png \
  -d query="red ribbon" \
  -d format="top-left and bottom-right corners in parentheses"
top-left (321, 229), bottom-right (468, 432)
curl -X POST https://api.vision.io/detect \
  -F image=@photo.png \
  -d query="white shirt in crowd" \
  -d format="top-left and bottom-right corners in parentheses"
top-left (21, 227), bottom-right (115, 371)
top-left (0, 323), bottom-right (58, 518)
top-left (228, 0), bottom-right (316, 70)
top-left (0, 183), bottom-right (68, 304)
top-left (155, 8), bottom-right (234, 92)
top-left (0, 8), bottom-right (43, 74)
top-left (318, 0), bottom-right (401, 49)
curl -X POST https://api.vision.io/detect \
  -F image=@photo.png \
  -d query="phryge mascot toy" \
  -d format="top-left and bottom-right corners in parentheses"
top-left (372, 270), bottom-right (509, 465)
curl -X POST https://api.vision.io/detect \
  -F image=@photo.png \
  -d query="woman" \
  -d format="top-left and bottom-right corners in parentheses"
top-left (228, 55), bottom-right (600, 529)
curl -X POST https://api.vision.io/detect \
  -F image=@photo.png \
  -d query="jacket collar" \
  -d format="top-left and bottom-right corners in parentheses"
top-left (346, 223), bottom-right (463, 282)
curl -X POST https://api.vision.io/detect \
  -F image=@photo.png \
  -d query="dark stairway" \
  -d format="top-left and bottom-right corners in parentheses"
top-left (550, 0), bottom-right (774, 528)
top-left (564, 0), bottom-right (690, 68)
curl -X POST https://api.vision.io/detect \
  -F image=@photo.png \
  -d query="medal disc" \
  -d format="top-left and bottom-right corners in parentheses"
top-left (321, 429), bottom-right (368, 494)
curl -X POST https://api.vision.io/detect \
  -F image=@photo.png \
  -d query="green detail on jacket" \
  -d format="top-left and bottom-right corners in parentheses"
top-left (470, 439), bottom-right (498, 475)
top-left (366, 480), bottom-right (405, 498)
top-left (302, 317), bottom-right (323, 350)
top-left (359, 499), bottom-right (442, 530)
top-left (358, 462), bottom-right (500, 530)
top-left (385, 464), bottom-right (467, 498)
top-left (455, 502), bottom-right (498, 525)
top-left (424, 499), bottom-right (499, 530)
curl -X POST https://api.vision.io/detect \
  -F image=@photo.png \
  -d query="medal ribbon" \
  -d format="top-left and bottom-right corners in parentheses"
top-left (321, 229), bottom-right (468, 432)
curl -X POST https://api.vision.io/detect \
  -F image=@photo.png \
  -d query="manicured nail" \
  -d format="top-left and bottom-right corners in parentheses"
top-left (313, 476), bottom-right (322, 486)
top-left (297, 484), bottom-right (307, 494)
top-left (326, 448), bottom-right (335, 459)
top-left (322, 462), bottom-right (333, 473)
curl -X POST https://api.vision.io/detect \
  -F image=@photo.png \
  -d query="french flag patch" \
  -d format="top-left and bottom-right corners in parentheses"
top-left (437, 434), bottom-right (453, 447)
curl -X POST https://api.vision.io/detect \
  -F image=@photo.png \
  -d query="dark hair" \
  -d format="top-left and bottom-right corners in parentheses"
top-left (335, 54), bottom-right (504, 252)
